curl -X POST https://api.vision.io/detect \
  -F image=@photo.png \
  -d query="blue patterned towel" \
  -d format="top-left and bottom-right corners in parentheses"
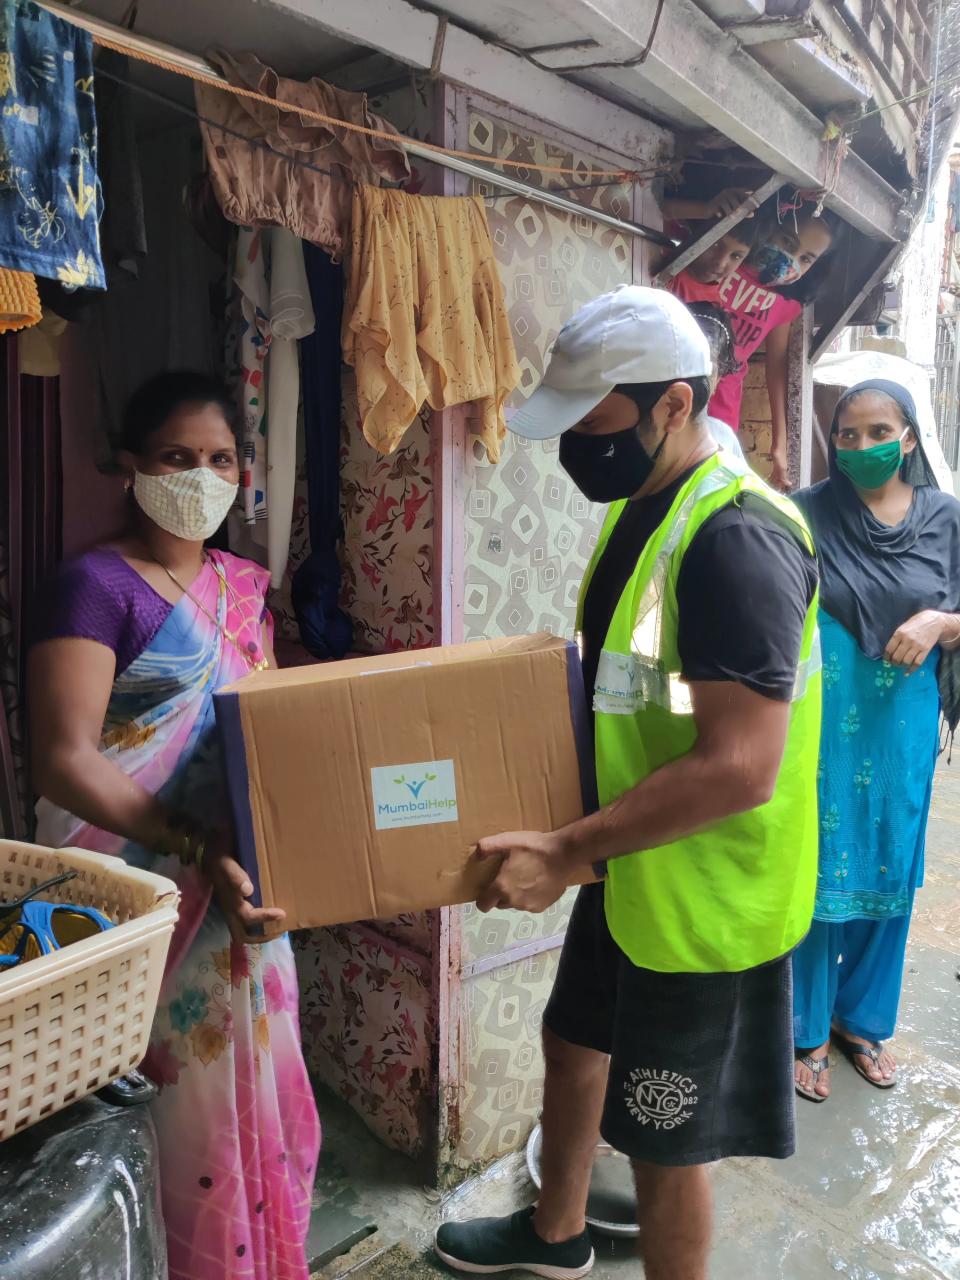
top-left (0, 0), bottom-right (104, 288)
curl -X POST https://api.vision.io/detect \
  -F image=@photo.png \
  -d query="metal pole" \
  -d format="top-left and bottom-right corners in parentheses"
top-left (403, 145), bottom-right (672, 245)
top-left (36, 0), bottom-right (674, 248)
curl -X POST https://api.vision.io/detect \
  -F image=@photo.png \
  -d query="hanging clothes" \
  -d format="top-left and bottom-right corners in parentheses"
top-left (0, 266), bottom-right (39, 332)
top-left (0, 0), bottom-right (104, 290)
top-left (195, 51), bottom-right (410, 261)
top-left (292, 242), bottom-right (352, 661)
top-left (343, 186), bottom-right (521, 462)
top-left (265, 227), bottom-right (314, 588)
top-left (234, 227), bottom-right (272, 529)
top-left (94, 48), bottom-right (146, 286)
top-left (25, 46), bottom-right (147, 322)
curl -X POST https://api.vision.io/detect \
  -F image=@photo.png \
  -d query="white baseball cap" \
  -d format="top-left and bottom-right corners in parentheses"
top-left (509, 284), bottom-right (712, 441)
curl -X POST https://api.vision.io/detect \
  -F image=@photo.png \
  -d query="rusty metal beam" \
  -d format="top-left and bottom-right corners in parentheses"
top-left (810, 240), bottom-right (904, 359)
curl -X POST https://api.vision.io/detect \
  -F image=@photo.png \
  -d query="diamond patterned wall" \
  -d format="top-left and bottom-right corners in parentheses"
top-left (460, 111), bottom-right (634, 643)
top-left (452, 107), bottom-right (642, 1171)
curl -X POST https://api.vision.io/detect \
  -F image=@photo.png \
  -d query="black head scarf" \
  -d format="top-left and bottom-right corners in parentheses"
top-left (793, 379), bottom-right (960, 733)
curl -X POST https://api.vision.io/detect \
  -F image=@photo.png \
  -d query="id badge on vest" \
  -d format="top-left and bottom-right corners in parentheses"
top-left (593, 576), bottom-right (683, 716)
top-left (594, 650), bottom-right (663, 715)
top-left (593, 588), bottom-right (693, 717)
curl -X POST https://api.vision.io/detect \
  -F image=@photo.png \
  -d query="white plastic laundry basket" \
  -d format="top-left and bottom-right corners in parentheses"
top-left (0, 840), bottom-right (180, 1141)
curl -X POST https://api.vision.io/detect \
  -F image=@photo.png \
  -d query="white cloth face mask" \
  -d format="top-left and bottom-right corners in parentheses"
top-left (133, 467), bottom-right (239, 541)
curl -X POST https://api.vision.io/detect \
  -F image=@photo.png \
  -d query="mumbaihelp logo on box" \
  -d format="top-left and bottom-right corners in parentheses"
top-left (214, 633), bottom-right (595, 929)
top-left (371, 760), bottom-right (459, 830)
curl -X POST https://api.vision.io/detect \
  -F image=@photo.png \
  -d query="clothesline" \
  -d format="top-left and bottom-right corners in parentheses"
top-left (103, 69), bottom-right (644, 205)
top-left (94, 29), bottom-right (657, 182)
top-left (36, 0), bottom-right (675, 248)
top-left (97, 68), bottom-right (367, 188)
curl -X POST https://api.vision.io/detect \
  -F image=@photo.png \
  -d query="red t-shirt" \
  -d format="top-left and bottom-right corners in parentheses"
top-left (709, 266), bottom-right (802, 429)
top-left (667, 270), bottom-right (722, 306)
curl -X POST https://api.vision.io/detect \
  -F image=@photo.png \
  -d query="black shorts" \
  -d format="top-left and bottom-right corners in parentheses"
top-left (543, 884), bottom-right (796, 1167)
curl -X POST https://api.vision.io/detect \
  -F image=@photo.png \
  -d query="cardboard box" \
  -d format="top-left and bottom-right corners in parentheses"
top-left (215, 634), bottom-right (596, 930)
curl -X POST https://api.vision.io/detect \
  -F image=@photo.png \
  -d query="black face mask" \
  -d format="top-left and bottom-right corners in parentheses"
top-left (559, 421), bottom-right (666, 503)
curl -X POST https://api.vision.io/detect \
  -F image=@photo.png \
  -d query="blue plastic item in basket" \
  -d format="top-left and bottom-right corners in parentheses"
top-left (0, 870), bottom-right (114, 968)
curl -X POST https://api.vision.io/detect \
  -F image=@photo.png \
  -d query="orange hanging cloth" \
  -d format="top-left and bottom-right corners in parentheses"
top-left (343, 186), bottom-right (520, 462)
top-left (195, 51), bottom-right (410, 261)
top-left (0, 268), bottom-right (41, 334)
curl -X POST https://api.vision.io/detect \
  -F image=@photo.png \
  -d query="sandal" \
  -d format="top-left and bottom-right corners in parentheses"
top-left (795, 1051), bottom-right (830, 1103)
top-left (832, 1031), bottom-right (897, 1090)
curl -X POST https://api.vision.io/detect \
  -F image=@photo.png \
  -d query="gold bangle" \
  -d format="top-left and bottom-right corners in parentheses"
top-left (156, 814), bottom-right (206, 869)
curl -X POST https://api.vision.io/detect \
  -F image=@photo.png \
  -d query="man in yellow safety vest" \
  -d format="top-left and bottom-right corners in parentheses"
top-left (435, 286), bottom-right (821, 1280)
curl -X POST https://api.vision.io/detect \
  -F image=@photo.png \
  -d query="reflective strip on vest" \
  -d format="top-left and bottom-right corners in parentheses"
top-left (594, 638), bottom-right (824, 718)
top-left (794, 629), bottom-right (822, 700)
top-left (592, 456), bottom-right (820, 719)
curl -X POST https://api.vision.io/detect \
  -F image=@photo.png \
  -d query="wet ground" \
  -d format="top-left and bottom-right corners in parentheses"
top-left (312, 759), bottom-right (960, 1278)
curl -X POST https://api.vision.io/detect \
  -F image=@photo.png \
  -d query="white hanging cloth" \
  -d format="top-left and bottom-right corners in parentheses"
top-left (266, 228), bottom-right (315, 588)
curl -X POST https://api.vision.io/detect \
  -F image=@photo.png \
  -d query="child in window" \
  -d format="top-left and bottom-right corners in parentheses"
top-left (662, 197), bottom-right (836, 490)
top-left (668, 226), bottom-right (757, 306)
top-left (711, 206), bottom-right (835, 490)
top-left (660, 187), bottom-right (758, 307)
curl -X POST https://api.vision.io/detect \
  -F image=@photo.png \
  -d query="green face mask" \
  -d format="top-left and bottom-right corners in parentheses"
top-left (834, 432), bottom-right (906, 489)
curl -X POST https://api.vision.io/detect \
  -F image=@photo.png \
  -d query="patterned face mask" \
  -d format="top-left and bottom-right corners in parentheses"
top-left (133, 467), bottom-right (238, 541)
top-left (753, 243), bottom-right (801, 286)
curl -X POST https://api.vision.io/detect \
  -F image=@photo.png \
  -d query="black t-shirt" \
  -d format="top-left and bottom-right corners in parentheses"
top-left (580, 469), bottom-right (819, 710)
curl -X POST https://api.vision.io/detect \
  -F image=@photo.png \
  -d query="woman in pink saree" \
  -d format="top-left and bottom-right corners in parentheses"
top-left (28, 372), bottom-right (320, 1280)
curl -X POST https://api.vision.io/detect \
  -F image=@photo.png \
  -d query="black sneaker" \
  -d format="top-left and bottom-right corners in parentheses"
top-left (434, 1207), bottom-right (594, 1277)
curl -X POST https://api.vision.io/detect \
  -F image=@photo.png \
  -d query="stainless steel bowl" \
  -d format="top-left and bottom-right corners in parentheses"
top-left (525, 1124), bottom-right (640, 1240)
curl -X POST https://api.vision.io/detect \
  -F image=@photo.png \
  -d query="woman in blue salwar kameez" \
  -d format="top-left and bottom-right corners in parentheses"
top-left (791, 379), bottom-right (960, 1103)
